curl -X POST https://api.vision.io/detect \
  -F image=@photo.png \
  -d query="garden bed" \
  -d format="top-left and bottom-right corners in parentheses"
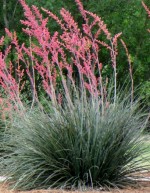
top-left (0, 184), bottom-right (150, 193)
top-left (0, 173), bottom-right (149, 193)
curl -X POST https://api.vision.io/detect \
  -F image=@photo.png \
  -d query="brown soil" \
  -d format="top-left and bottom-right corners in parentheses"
top-left (0, 173), bottom-right (149, 193)
top-left (0, 183), bottom-right (149, 193)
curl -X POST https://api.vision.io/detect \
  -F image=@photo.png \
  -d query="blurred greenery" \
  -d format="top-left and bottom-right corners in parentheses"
top-left (0, 0), bottom-right (150, 106)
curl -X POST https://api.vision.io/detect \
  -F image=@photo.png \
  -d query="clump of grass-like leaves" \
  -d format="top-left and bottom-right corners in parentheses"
top-left (0, 94), bottom-right (150, 190)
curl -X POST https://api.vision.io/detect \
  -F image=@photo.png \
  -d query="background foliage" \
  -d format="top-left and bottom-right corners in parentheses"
top-left (0, 0), bottom-right (150, 106)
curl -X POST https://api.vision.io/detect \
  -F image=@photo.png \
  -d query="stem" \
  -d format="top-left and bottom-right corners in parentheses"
top-left (114, 67), bottom-right (117, 105)
top-left (29, 36), bottom-right (36, 109)
top-left (110, 40), bottom-right (117, 106)
top-left (120, 39), bottom-right (134, 106)
top-left (90, 38), bottom-right (104, 115)
top-left (3, 0), bottom-right (9, 29)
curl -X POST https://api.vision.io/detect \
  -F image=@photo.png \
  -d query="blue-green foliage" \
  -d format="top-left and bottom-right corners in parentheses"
top-left (0, 94), bottom-right (149, 190)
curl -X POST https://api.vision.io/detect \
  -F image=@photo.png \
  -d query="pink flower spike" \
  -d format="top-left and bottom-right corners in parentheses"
top-left (0, 36), bottom-right (4, 46)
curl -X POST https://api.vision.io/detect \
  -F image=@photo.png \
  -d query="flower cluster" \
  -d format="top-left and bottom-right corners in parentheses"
top-left (0, 0), bottom-right (129, 112)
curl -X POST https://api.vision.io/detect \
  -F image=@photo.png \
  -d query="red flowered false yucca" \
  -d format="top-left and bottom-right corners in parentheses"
top-left (0, 0), bottom-right (128, 112)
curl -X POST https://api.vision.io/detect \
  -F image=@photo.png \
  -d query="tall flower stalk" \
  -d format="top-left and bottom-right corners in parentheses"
top-left (0, 0), bottom-right (132, 112)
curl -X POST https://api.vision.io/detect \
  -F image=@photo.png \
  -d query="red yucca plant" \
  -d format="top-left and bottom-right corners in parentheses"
top-left (0, 0), bottom-right (133, 113)
top-left (0, 1), bottom-right (150, 190)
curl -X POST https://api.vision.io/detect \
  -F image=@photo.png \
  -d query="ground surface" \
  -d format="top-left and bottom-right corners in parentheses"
top-left (0, 182), bottom-right (149, 193)
top-left (0, 173), bottom-right (149, 193)
top-left (0, 185), bottom-right (150, 193)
